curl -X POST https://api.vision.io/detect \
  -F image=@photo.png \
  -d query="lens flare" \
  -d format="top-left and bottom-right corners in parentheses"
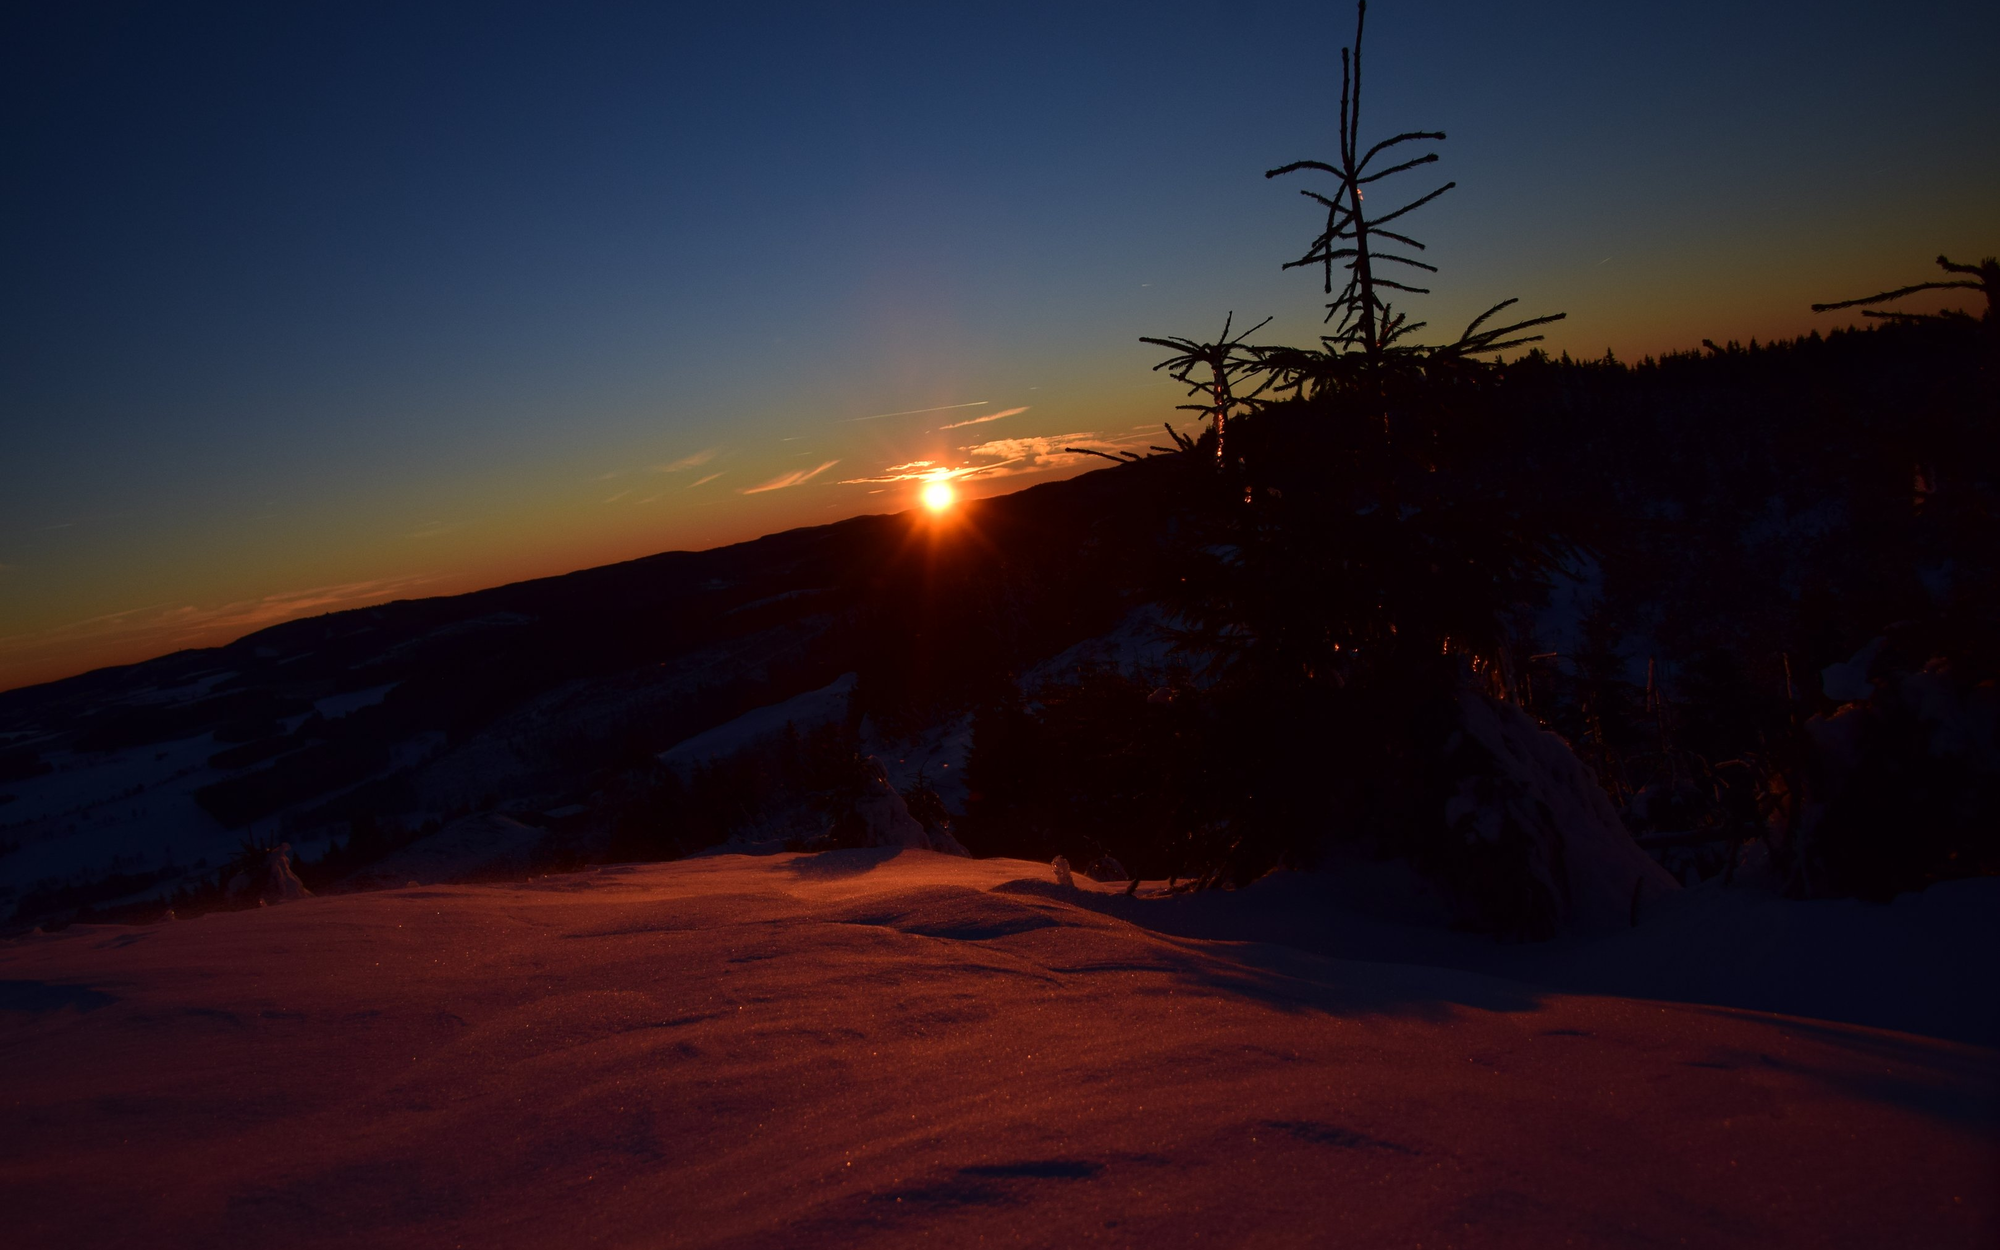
top-left (921, 480), bottom-right (956, 513)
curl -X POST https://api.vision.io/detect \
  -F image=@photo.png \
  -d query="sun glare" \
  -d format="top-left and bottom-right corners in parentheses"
top-left (921, 480), bottom-right (956, 513)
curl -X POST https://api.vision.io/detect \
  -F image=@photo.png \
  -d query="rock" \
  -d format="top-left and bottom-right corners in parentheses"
top-left (1052, 856), bottom-right (1074, 888)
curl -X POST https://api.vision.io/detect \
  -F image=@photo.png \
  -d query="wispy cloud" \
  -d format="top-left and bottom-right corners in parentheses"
top-left (688, 472), bottom-right (723, 488)
top-left (968, 432), bottom-right (1146, 478)
top-left (938, 406), bottom-right (1028, 430)
top-left (653, 447), bottom-right (720, 473)
top-left (838, 429), bottom-right (1145, 488)
top-left (409, 521), bottom-right (455, 539)
top-left (604, 490), bottom-right (631, 503)
top-left (741, 460), bottom-right (839, 494)
top-left (843, 400), bottom-right (987, 423)
top-left (839, 459), bottom-right (952, 485)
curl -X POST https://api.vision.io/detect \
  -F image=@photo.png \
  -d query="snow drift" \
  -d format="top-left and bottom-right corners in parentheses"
top-left (1, 850), bottom-right (1990, 1249)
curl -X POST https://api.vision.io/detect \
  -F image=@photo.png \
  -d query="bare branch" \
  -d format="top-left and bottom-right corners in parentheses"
top-left (1812, 280), bottom-right (1978, 312)
top-left (1357, 130), bottom-right (1447, 170)
top-left (1367, 181), bottom-right (1456, 228)
top-left (1356, 153), bottom-right (1440, 185)
top-left (1265, 159), bottom-right (1341, 180)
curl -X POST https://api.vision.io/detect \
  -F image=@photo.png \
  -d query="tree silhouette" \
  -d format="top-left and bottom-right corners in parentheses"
top-left (1139, 312), bottom-right (1273, 464)
top-left (1813, 254), bottom-right (1998, 325)
top-left (1259, 0), bottom-right (1562, 401)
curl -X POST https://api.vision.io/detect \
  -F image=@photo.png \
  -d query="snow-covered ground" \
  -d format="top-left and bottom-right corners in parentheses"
top-left (0, 732), bottom-right (236, 912)
top-left (3, 850), bottom-right (1992, 1248)
top-left (659, 673), bottom-right (858, 774)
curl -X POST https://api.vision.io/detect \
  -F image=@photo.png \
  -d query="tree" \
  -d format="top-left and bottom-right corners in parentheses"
top-left (1813, 254), bottom-right (1998, 325)
top-left (1139, 312), bottom-right (1272, 466)
top-left (1257, 0), bottom-right (1563, 405)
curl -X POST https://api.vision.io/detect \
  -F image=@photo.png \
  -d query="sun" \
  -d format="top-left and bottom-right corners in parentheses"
top-left (921, 479), bottom-right (956, 513)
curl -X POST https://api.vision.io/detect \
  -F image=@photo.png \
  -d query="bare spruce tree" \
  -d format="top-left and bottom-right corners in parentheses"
top-left (1261, 0), bottom-right (1562, 399)
top-left (1139, 313), bottom-right (1273, 464)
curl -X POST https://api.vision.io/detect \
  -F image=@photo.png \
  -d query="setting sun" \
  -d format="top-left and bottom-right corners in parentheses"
top-left (921, 479), bottom-right (956, 513)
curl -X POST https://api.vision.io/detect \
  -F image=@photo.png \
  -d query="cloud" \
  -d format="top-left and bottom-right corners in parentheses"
top-left (409, 521), bottom-right (455, 539)
top-left (604, 490), bottom-right (631, 503)
top-left (938, 406), bottom-right (1028, 430)
top-left (843, 401), bottom-right (987, 423)
top-left (653, 447), bottom-right (720, 473)
top-left (741, 460), bottom-right (839, 494)
top-left (838, 459), bottom-right (956, 486)
top-left (837, 429), bottom-right (1150, 489)
top-left (959, 430), bottom-right (1150, 475)
top-left (688, 472), bottom-right (723, 488)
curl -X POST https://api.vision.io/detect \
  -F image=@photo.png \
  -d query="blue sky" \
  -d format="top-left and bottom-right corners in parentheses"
top-left (3, 1), bottom-right (1996, 688)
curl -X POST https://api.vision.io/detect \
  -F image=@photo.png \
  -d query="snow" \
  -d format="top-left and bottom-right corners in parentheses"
top-left (1020, 604), bottom-right (1182, 692)
top-left (658, 673), bottom-right (858, 774)
top-left (340, 813), bottom-right (548, 889)
top-left (3, 850), bottom-right (1991, 1247)
top-left (1822, 637), bottom-right (1887, 703)
top-left (0, 732), bottom-right (235, 913)
top-left (313, 682), bottom-right (399, 720)
top-left (1450, 691), bottom-right (1679, 934)
top-left (861, 712), bottom-right (974, 811)
top-left (851, 771), bottom-right (968, 856)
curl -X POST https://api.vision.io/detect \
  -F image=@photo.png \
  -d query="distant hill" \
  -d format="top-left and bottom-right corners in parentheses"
top-left (0, 460), bottom-right (1179, 923)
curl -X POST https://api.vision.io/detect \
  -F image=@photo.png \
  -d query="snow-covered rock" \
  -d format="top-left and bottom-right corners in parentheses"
top-left (852, 767), bottom-right (969, 856)
top-left (226, 842), bottom-right (312, 905)
top-left (1443, 691), bottom-right (1678, 936)
top-left (1821, 636), bottom-right (1887, 704)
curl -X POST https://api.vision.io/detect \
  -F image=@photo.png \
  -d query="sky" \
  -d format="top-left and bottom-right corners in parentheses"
top-left (3, 0), bottom-right (1996, 692)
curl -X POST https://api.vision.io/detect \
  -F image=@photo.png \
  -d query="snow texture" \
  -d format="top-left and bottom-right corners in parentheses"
top-left (1, 850), bottom-right (1990, 1248)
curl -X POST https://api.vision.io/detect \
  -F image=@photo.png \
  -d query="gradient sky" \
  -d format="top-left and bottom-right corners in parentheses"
top-left (4, 1), bottom-right (1996, 691)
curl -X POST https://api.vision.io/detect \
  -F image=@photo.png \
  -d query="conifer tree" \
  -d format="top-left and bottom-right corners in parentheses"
top-left (1258, 0), bottom-right (1563, 402)
top-left (1139, 313), bottom-right (1272, 465)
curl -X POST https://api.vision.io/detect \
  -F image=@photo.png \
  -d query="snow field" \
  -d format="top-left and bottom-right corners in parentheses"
top-left (1, 849), bottom-right (1993, 1248)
